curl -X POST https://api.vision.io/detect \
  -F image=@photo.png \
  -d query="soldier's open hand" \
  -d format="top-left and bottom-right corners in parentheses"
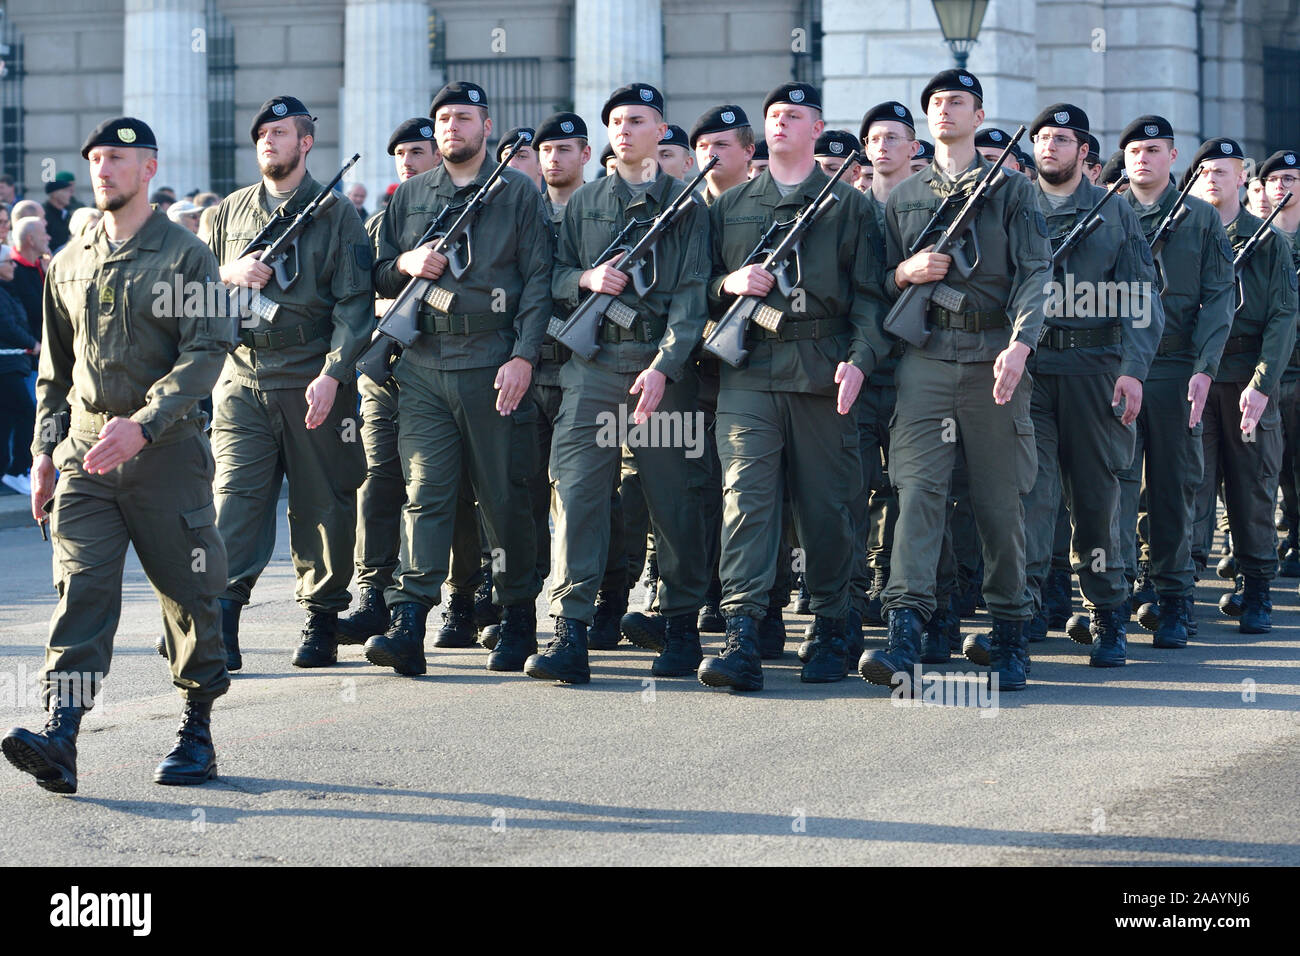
top-left (629, 367), bottom-right (666, 423)
top-left (398, 244), bottom-right (448, 281)
top-left (304, 373), bottom-right (340, 428)
top-left (495, 356), bottom-right (533, 415)
top-left (83, 417), bottom-right (148, 474)
top-left (581, 256), bottom-right (629, 295)
top-left (835, 361), bottom-right (864, 414)
top-left (993, 341), bottom-right (1032, 405)
top-left (1239, 385), bottom-right (1269, 436)
top-left (30, 454), bottom-right (55, 525)
top-left (221, 254), bottom-right (273, 289)
top-left (1186, 372), bottom-right (1212, 428)
top-left (1112, 375), bottom-right (1143, 425)
top-left (894, 246), bottom-right (952, 290)
top-left (722, 265), bottom-right (775, 298)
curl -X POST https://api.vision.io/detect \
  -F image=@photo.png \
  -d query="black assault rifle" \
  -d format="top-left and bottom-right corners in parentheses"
top-left (548, 156), bottom-right (718, 361)
top-left (356, 137), bottom-right (527, 384)
top-left (1052, 174), bottom-right (1129, 271)
top-left (1231, 190), bottom-right (1293, 315)
top-left (701, 150), bottom-right (862, 367)
top-left (1146, 164), bottom-right (1201, 292)
top-left (883, 126), bottom-right (1026, 348)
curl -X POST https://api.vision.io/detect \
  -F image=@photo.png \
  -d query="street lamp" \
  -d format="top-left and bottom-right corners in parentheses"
top-left (931, 0), bottom-right (989, 70)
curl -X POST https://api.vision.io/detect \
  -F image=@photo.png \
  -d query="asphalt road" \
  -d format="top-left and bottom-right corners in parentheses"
top-left (1, 501), bottom-right (1297, 866)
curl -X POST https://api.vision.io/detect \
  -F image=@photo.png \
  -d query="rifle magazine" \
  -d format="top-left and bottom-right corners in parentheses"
top-left (752, 303), bottom-right (784, 332)
top-left (606, 299), bottom-right (638, 329)
top-left (422, 284), bottom-right (457, 314)
top-left (930, 283), bottom-right (967, 313)
top-left (546, 316), bottom-right (566, 340)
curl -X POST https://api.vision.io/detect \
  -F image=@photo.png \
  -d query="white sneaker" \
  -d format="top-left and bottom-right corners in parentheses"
top-left (1, 472), bottom-right (30, 496)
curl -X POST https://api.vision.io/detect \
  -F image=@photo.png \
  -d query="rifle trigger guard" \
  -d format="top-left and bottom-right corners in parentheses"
top-left (442, 227), bottom-right (472, 281)
top-left (950, 231), bottom-right (979, 279)
top-left (630, 246), bottom-right (657, 297)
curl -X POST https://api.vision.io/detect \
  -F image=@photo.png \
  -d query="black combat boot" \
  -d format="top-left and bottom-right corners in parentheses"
top-left (337, 586), bottom-right (388, 646)
top-left (1280, 531), bottom-right (1300, 577)
top-left (801, 616), bottom-right (849, 683)
top-left (434, 591), bottom-right (476, 648)
top-left (589, 588), bottom-right (629, 650)
top-left (698, 578), bottom-right (725, 633)
top-left (1025, 606), bottom-right (1049, 643)
top-left (863, 567), bottom-right (888, 626)
top-left (697, 614), bottom-right (763, 691)
top-left (1219, 576), bottom-right (1245, 617)
top-left (1136, 599), bottom-right (1160, 631)
top-left (945, 606), bottom-right (963, 652)
top-left (1239, 576), bottom-right (1272, 634)
top-left (473, 566), bottom-right (501, 631)
top-left (954, 575), bottom-right (979, 618)
top-left (621, 610), bottom-right (666, 652)
top-left (919, 607), bottom-right (952, 664)
top-left (292, 611), bottom-right (338, 668)
top-left (859, 607), bottom-right (921, 687)
top-left (1130, 561), bottom-right (1156, 611)
top-left (153, 700), bottom-right (217, 786)
top-left (487, 604), bottom-right (538, 672)
top-left (2, 705), bottom-right (83, 794)
top-left (652, 614), bottom-right (704, 677)
top-left (1152, 593), bottom-right (1188, 648)
top-left (220, 599), bottom-right (242, 671)
top-left (524, 618), bottom-right (590, 684)
top-left (795, 574), bottom-right (811, 614)
top-left (845, 608), bottom-right (865, 665)
top-left (1044, 568), bottom-right (1072, 629)
top-left (1066, 611), bottom-right (1093, 645)
top-left (1184, 593), bottom-right (1198, 637)
top-left (1089, 606), bottom-right (1128, 667)
top-left (988, 618), bottom-right (1027, 692)
top-left (962, 628), bottom-right (992, 667)
top-left (757, 604), bottom-right (786, 659)
top-left (364, 602), bottom-right (428, 676)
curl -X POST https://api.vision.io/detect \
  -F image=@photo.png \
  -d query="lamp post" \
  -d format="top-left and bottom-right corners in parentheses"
top-left (931, 0), bottom-right (990, 70)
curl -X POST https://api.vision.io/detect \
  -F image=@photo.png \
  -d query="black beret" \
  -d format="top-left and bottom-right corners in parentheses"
top-left (249, 96), bottom-right (314, 144)
top-left (1259, 149), bottom-right (1300, 180)
top-left (1118, 114), bottom-right (1174, 149)
top-left (81, 116), bottom-right (158, 159)
top-left (535, 112), bottom-right (588, 146)
top-left (762, 82), bottom-right (821, 115)
top-left (1189, 137), bottom-right (1245, 174)
top-left (974, 127), bottom-right (1015, 151)
top-left (659, 124), bottom-right (689, 148)
top-left (430, 81), bottom-right (488, 117)
top-left (815, 129), bottom-right (859, 159)
top-left (495, 127), bottom-right (535, 162)
top-left (920, 69), bottom-right (982, 111)
top-left (601, 83), bottom-right (664, 125)
top-left (387, 117), bottom-right (436, 155)
top-left (859, 101), bottom-right (914, 141)
top-left (1099, 150), bottom-right (1126, 185)
top-left (913, 139), bottom-right (935, 162)
top-left (690, 105), bottom-right (750, 148)
top-left (1030, 103), bottom-right (1089, 138)
top-left (751, 140), bottom-right (768, 162)
top-left (1016, 147), bottom-right (1034, 170)
top-left (599, 143), bottom-right (616, 165)
top-left (1084, 133), bottom-right (1102, 165)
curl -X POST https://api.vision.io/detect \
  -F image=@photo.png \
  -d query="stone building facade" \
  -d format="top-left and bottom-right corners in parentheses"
top-left (1, 0), bottom-right (1296, 200)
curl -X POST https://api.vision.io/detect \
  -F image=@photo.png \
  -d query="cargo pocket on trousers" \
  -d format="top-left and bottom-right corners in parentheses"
top-left (1248, 403), bottom-right (1283, 480)
top-left (181, 500), bottom-right (226, 597)
top-left (1106, 401), bottom-right (1137, 473)
top-left (508, 399), bottom-right (540, 487)
top-left (1015, 416), bottom-right (1038, 495)
top-left (335, 416), bottom-right (367, 493)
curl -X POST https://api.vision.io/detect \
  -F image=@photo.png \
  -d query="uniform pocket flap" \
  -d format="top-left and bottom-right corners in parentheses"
top-left (182, 501), bottom-right (217, 529)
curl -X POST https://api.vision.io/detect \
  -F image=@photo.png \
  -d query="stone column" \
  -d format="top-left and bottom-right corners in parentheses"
top-left (573, 0), bottom-right (663, 175)
top-left (122, 0), bottom-right (210, 195)
top-left (341, 0), bottom-right (433, 199)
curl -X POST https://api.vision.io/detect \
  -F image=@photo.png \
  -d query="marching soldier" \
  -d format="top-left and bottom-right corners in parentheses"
top-left (207, 96), bottom-right (372, 671)
top-left (860, 69), bottom-right (1052, 692)
top-left (1188, 138), bottom-right (1297, 633)
top-left (1117, 115), bottom-right (1233, 654)
top-left (3, 118), bottom-right (231, 792)
top-left (527, 82), bottom-right (710, 684)
top-left (337, 118), bottom-right (441, 646)
top-left (1022, 103), bottom-right (1162, 666)
top-left (368, 81), bottom-right (552, 675)
top-left (857, 101), bottom-right (919, 626)
top-left (698, 81), bottom-right (890, 691)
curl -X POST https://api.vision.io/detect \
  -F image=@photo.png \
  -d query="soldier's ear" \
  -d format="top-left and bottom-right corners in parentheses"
top-left (483, 117), bottom-right (493, 141)
top-left (908, 139), bottom-right (920, 159)
top-left (580, 144), bottom-right (591, 164)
